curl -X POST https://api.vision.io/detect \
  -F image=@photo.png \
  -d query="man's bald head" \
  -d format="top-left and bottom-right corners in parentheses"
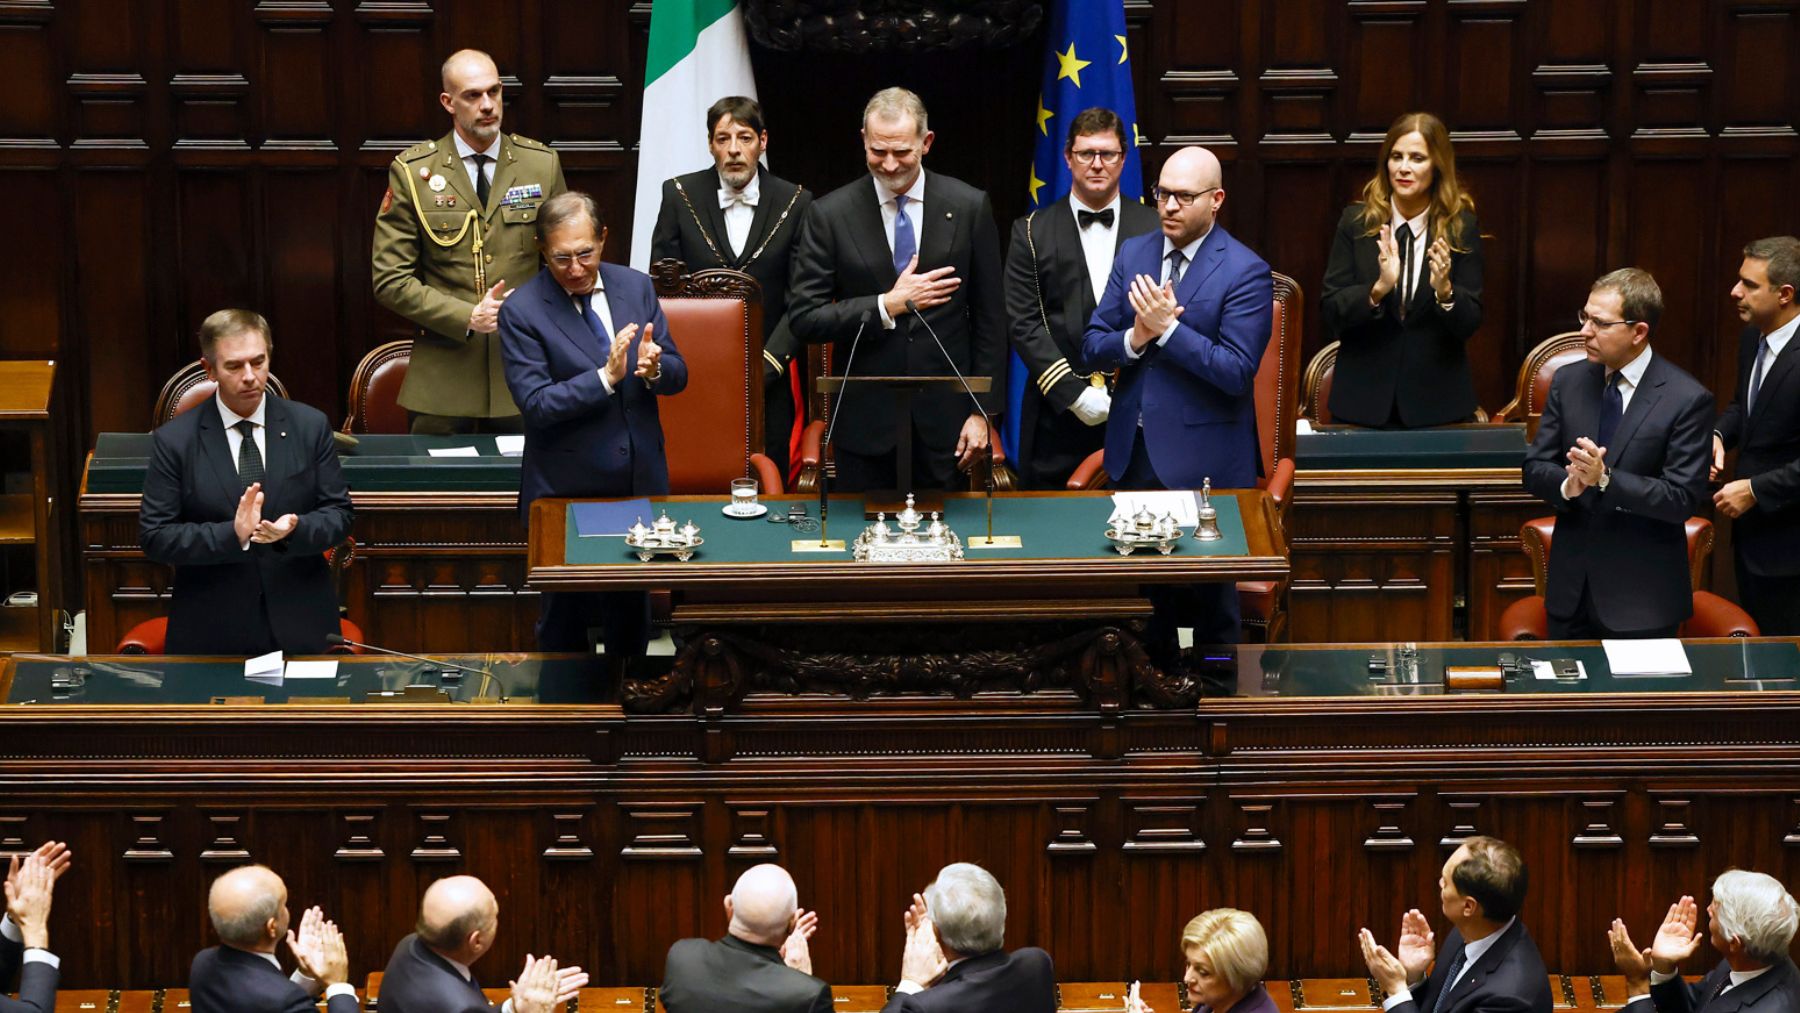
top-left (208, 864), bottom-right (289, 951)
top-left (417, 875), bottom-right (500, 962)
top-left (1155, 145), bottom-right (1227, 247)
top-left (441, 49), bottom-right (498, 92)
top-left (725, 864), bottom-right (799, 946)
top-left (439, 49), bottom-right (504, 149)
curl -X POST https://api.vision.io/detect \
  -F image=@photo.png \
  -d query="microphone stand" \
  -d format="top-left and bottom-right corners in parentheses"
top-left (818, 308), bottom-right (874, 547)
top-left (904, 299), bottom-right (1001, 546)
top-left (325, 634), bottom-right (503, 702)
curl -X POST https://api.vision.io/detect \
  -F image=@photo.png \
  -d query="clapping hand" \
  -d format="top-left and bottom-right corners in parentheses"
top-left (1608, 918), bottom-right (1653, 995)
top-left (470, 281), bottom-right (510, 334)
top-left (782, 908), bottom-right (820, 974)
top-left (234, 483), bottom-right (265, 545)
top-left (1372, 225), bottom-right (1401, 303)
top-left (603, 325), bottom-right (636, 387)
top-left (1566, 437), bottom-right (1608, 492)
top-left (1358, 927), bottom-right (1411, 996)
top-left (288, 907), bottom-right (350, 987)
top-left (1648, 896), bottom-right (1703, 974)
top-left (509, 954), bottom-right (560, 1013)
top-left (1428, 237), bottom-right (1453, 302)
top-left (1396, 908), bottom-right (1436, 982)
top-left (899, 893), bottom-right (948, 988)
top-left (1127, 274), bottom-right (1184, 349)
top-left (635, 324), bottom-right (662, 384)
top-left (4, 842), bottom-right (67, 951)
top-left (253, 511), bottom-right (299, 545)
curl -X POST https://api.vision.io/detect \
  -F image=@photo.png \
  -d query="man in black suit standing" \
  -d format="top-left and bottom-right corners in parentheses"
top-left (0, 841), bottom-right (68, 1013)
top-left (1608, 870), bottom-right (1800, 1013)
top-left (379, 875), bottom-right (586, 1013)
top-left (881, 862), bottom-right (1055, 1013)
top-left (1359, 835), bottom-right (1553, 1013)
top-left (1522, 269), bottom-right (1713, 638)
top-left (1713, 236), bottom-right (1800, 635)
top-left (651, 96), bottom-right (813, 482)
top-left (789, 86), bottom-right (1006, 492)
top-left (140, 309), bottom-right (354, 655)
top-left (188, 865), bottom-right (359, 1013)
top-left (660, 863), bottom-right (833, 1013)
top-left (1004, 107), bottom-right (1159, 489)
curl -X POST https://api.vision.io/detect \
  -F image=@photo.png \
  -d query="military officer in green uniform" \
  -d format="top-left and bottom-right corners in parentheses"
top-left (373, 48), bottom-right (567, 434)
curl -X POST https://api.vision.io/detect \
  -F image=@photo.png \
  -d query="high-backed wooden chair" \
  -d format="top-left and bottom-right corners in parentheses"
top-left (1496, 516), bottom-right (1759, 639)
top-left (1300, 340), bottom-right (1339, 424)
top-left (154, 362), bottom-right (290, 425)
top-left (341, 339), bottom-right (412, 434)
top-left (649, 260), bottom-right (783, 494)
top-left (1493, 331), bottom-right (1586, 432)
top-left (1065, 271), bottom-right (1304, 642)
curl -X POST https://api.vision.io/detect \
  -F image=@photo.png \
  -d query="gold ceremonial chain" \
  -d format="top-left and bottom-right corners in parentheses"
top-left (402, 160), bottom-right (487, 292)
top-left (673, 178), bottom-right (805, 269)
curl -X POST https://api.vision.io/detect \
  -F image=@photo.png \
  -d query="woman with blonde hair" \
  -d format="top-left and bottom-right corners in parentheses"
top-left (1321, 111), bottom-right (1484, 428)
top-left (1130, 908), bottom-right (1275, 1013)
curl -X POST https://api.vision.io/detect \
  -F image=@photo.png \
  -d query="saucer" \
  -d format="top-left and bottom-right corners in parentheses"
top-left (722, 503), bottom-right (768, 519)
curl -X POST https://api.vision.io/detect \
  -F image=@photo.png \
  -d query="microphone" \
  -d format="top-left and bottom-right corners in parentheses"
top-left (905, 299), bottom-right (995, 484)
top-left (818, 308), bottom-right (874, 544)
top-left (324, 633), bottom-right (502, 701)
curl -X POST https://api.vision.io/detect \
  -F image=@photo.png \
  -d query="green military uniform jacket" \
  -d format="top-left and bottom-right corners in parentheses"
top-left (372, 129), bottom-right (567, 418)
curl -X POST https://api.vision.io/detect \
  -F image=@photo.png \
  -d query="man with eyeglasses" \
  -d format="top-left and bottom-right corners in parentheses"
top-left (1082, 145), bottom-right (1273, 653)
top-left (374, 48), bottom-right (567, 436)
top-left (1521, 268), bottom-right (1712, 638)
top-left (498, 191), bottom-right (688, 670)
top-left (1003, 107), bottom-right (1159, 489)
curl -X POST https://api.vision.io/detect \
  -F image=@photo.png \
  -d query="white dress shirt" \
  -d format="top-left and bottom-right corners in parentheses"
top-left (874, 172), bottom-right (928, 329)
top-left (1561, 345), bottom-right (1654, 500)
top-left (718, 170), bottom-right (760, 259)
top-left (1392, 205), bottom-right (1430, 305)
top-left (1381, 918), bottom-right (1516, 1011)
top-left (218, 393), bottom-right (269, 550)
top-left (1071, 191), bottom-right (1123, 305)
top-left (0, 913), bottom-right (57, 968)
top-left (1123, 225), bottom-right (1210, 361)
top-left (454, 132), bottom-right (502, 205)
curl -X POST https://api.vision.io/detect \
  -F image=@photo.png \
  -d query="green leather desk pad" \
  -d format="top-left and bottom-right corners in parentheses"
top-left (564, 493), bottom-right (1247, 565)
top-left (1295, 424), bottom-right (1526, 470)
top-left (87, 433), bottom-right (522, 492)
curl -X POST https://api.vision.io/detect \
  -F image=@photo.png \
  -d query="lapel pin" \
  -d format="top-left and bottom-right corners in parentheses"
top-left (945, 211), bottom-right (953, 218)
top-left (280, 431), bottom-right (287, 438)
top-left (419, 166), bottom-right (431, 179)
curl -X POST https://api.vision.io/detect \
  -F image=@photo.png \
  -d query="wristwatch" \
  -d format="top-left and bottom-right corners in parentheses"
top-left (1597, 466), bottom-right (1612, 492)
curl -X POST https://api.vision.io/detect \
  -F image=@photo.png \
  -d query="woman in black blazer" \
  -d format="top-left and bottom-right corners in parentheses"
top-left (1129, 908), bottom-right (1277, 1013)
top-left (1322, 111), bottom-right (1484, 428)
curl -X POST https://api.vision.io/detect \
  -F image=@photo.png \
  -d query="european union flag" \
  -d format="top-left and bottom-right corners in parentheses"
top-left (1004, 0), bottom-right (1144, 462)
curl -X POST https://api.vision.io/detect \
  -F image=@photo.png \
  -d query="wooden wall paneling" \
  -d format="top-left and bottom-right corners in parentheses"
top-left (1343, 3), bottom-right (1425, 140)
top-left (1524, 154), bottom-right (1609, 342)
top-left (1287, 491), bottom-right (1458, 642)
top-left (1114, 796), bottom-right (1209, 983)
top-left (1466, 489), bottom-right (1542, 640)
top-left (1622, 158), bottom-right (1709, 376)
top-left (1717, 2), bottom-right (1798, 135)
top-left (350, 5), bottom-right (436, 148)
top-left (0, 0), bottom-right (60, 147)
top-left (262, 169), bottom-right (345, 412)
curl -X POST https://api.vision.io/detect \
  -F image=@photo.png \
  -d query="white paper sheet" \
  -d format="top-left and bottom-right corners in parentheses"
top-left (1532, 659), bottom-right (1587, 680)
top-left (283, 660), bottom-right (339, 680)
top-left (1602, 638), bottom-right (1692, 676)
top-left (1109, 490), bottom-right (1199, 527)
top-left (427, 446), bottom-right (481, 457)
top-left (244, 650), bottom-right (283, 680)
top-left (495, 435), bottom-right (525, 457)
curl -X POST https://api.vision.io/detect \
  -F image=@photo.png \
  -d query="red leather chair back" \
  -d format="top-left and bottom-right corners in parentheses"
top-left (343, 340), bottom-right (412, 433)
top-left (154, 362), bottom-right (291, 425)
top-left (1521, 515), bottom-right (1713, 596)
top-left (1254, 272), bottom-right (1303, 479)
top-left (1496, 331), bottom-right (1585, 428)
top-left (117, 616), bottom-right (365, 654)
top-left (1302, 341), bottom-right (1338, 424)
top-left (653, 268), bottom-right (765, 494)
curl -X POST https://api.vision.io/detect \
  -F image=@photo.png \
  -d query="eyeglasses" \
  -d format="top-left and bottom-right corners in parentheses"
top-left (1577, 310), bottom-right (1639, 330)
top-left (1069, 149), bottom-right (1124, 166)
top-left (1151, 186), bottom-right (1219, 208)
top-left (549, 247), bottom-right (598, 269)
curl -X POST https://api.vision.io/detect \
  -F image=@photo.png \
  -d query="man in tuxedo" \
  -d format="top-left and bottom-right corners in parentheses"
top-left (0, 841), bottom-right (68, 1013)
top-left (660, 864), bottom-right (833, 1013)
top-left (1004, 106), bottom-right (1159, 488)
top-left (1081, 145), bottom-right (1273, 650)
top-left (188, 865), bottom-right (359, 1013)
top-left (1609, 870), bottom-right (1800, 1013)
top-left (499, 191), bottom-right (687, 666)
top-left (1522, 268), bottom-right (1713, 638)
top-left (881, 862), bottom-right (1055, 1013)
top-left (651, 96), bottom-right (812, 482)
top-left (1713, 236), bottom-right (1800, 635)
top-left (140, 309), bottom-right (354, 655)
top-left (789, 86), bottom-right (1006, 492)
top-left (379, 875), bottom-right (586, 1013)
top-left (1358, 835), bottom-right (1553, 1013)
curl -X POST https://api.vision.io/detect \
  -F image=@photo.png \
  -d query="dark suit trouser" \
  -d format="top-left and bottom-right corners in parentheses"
top-left (833, 424), bottom-right (962, 493)
top-left (1546, 579), bottom-right (1679, 640)
top-left (1019, 401), bottom-right (1106, 490)
top-left (408, 412), bottom-right (525, 436)
top-left (1736, 544), bottom-right (1800, 636)
top-left (537, 591), bottom-right (652, 663)
top-left (1118, 428), bottom-right (1240, 648)
top-left (764, 370), bottom-right (796, 480)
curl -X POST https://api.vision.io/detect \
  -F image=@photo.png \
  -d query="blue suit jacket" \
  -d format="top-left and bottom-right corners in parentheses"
top-left (188, 944), bottom-right (360, 1013)
top-left (1082, 225), bottom-right (1273, 490)
top-left (0, 930), bottom-right (55, 1013)
top-left (499, 262), bottom-right (689, 518)
top-left (377, 934), bottom-right (500, 1013)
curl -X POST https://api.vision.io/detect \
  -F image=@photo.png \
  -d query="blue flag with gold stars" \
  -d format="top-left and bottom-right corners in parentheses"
top-left (1004, 0), bottom-right (1143, 462)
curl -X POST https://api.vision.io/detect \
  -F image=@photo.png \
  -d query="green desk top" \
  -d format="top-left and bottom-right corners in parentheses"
top-left (1295, 424), bottom-right (1526, 470)
top-left (564, 493), bottom-right (1248, 565)
top-left (86, 432), bottom-right (523, 493)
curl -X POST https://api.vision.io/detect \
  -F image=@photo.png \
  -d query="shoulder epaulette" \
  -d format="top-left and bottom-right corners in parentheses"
top-left (511, 134), bottom-right (551, 151)
top-left (397, 139), bottom-right (438, 161)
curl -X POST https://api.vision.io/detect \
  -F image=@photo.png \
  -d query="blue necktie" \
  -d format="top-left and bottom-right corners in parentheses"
top-left (1748, 336), bottom-right (1771, 415)
top-left (892, 194), bottom-right (916, 275)
top-left (580, 291), bottom-right (610, 343)
top-left (1165, 249), bottom-right (1186, 289)
top-left (1598, 370), bottom-right (1623, 448)
top-left (1429, 949), bottom-right (1467, 1013)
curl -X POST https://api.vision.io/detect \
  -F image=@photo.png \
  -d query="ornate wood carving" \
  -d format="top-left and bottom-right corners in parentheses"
top-left (619, 804), bottom-right (703, 861)
top-left (410, 812), bottom-right (460, 862)
top-left (198, 813), bottom-right (251, 864)
top-left (727, 808), bottom-right (779, 860)
top-left (1230, 801), bottom-right (1281, 854)
top-left (122, 814), bottom-right (173, 863)
top-left (1648, 799), bottom-right (1699, 849)
top-left (1363, 798), bottom-right (1415, 852)
top-left (1122, 801), bottom-right (1206, 855)
top-left (1572, 798), bottom-right (1624, 850)
top-left (1439, 798), bottom-right (1482, 848)
top-left (544, 812), bottom-right (596, 862)
top-left (1046, 804), bottom-right (1097, 855)
top-left (335, 813), bottom-right (384, 862)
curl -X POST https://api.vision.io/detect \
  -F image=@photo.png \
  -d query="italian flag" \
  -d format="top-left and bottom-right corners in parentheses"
top-left (630, 0), bottom-right (759, 271)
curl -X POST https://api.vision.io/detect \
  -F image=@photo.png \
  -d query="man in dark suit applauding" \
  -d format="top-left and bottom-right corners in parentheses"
top-left (0, 841), bottom-right (68, 1013)
top-left (500, 191), bottom-right (687, 666)
top-left (651, 96), bottom-right (812, 482)
top-left (789, 86), bottom-right (1006, 492)
top-left (140, 309), bottom-right (354, 655)
top-left (1522, 269), bottom-right (1713, 638)
top-left (379, 875), bottom-right (587, 1013)
top-left (1359, 835), bottom-right (1552, 1013)
top-left (1004, 107), bottom-right (1159, 488)
top-left (1608, 870), bottom-right (1800, 1013)
top-left (661, 863), bottom-right (832, 1013)
top-left (881, 862), bottom-right (1055, 1013)
top-left (1714, 236), bottom-right (1800, 635)
top-left (188, 865), bottom-right (359, 1013)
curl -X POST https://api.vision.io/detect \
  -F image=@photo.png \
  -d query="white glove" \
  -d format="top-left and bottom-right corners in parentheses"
top-left (1070, 386), bottom-right (1111, 426)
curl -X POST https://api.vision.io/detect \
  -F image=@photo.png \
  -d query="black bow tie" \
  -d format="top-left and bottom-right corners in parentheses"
top-left (1078, 208), bottom-right (1114, 229)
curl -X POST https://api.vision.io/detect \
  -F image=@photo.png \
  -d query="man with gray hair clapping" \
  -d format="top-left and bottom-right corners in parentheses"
top-left (660, 863), bottom-right (831, 1013)
top-left (1610, 870), bottom-right (1800, 1013)
top-left (882, 862), bottom-right (1055, 1013)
